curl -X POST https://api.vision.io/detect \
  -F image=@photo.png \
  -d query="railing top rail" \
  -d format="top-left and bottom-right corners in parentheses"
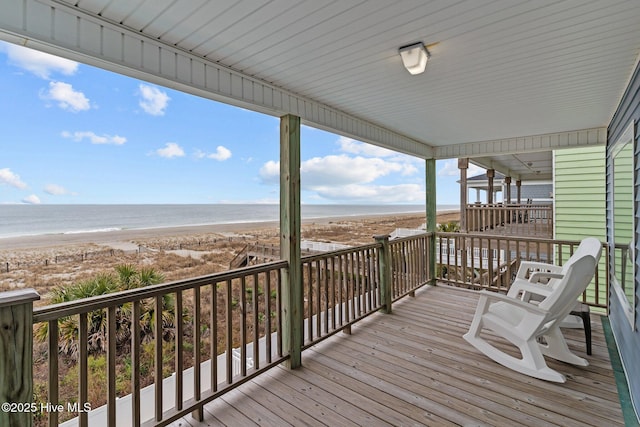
top-left (301, 242), bottom-right (380, 263)
top-left (434, 232), bottom-right (605, 248)
top-left (466, 203), bottom-right (552, 208)
top-left (33, 260), bottom-right (288, 323)
top-left (388, 232), bottom-right (433, 245)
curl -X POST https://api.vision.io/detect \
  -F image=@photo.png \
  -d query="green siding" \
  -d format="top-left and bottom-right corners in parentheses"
top-left (554, 146), bottom-right (607, 310)
top-left (554, 145), bottom-right (606, 241)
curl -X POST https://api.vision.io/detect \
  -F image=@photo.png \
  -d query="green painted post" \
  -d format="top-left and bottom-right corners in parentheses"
top-left (0, 289), bottom-right (40, 427)
top-left (374, 235), bottom-right (392, 313)
top-left (425, 159), bottom-right (437, 284)
top-left (280, 114), bottom-right (302, 369)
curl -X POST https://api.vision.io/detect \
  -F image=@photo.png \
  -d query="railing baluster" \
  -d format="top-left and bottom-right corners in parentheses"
top-left (211, 282), bottom-right (218, 392)
top-left (79, 312), bottom-right (89, 427)
top-left (225, 279), bottom-right (232, 384)
top-left (353, 252), bottom-right (361, 316)
top-left (330, 256), bottom-right (337, 330)
top-left (306, 262), bottom-right (313, 342)
top-left (323, 259), bottom-right (329, 333)
top-left (131, 302), bottom-right (141, 427)
top-left (240, 276), bottom-right (247, 377)
top-left (193, 286), bottom-right (203, 421)
top-left (107, 306), bottom-right (116, 426)
top-left (175, 291), bottom-right (183, 411)
top-left (154, 296), bottom-right (163, 422)
top-left (48, 320), bottom-right (59, 427)
top-left (276, 269), bottom-right (283, 358)
top-left (265, 273), bottom-right (272, 364)
top-left (315, 260), bottom-right (321, 335)
top-left (252, 273), bottom-right (259, 370)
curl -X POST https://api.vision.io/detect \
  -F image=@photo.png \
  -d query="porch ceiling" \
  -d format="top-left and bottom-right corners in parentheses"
top-left (1, 1), bottom-right (639, 174)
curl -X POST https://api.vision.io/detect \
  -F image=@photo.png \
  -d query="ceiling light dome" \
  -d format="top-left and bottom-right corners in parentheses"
top-left (398, 42), bottom-right (430, 75)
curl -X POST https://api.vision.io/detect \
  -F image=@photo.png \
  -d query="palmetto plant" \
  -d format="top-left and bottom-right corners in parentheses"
top-left (437, 220), bottom-right (460, 232)
top-left (35, 265), bottom-right (175, 359)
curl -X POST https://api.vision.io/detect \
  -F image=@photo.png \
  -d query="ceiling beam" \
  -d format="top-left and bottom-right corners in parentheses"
top-left (435, 127), bottom-right (606, 160)
top-left (0, 0), bottom-right (433, 159)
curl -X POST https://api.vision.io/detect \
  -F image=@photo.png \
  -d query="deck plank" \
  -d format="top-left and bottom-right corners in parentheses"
top-left (193, 285), bottom-right (624, 426)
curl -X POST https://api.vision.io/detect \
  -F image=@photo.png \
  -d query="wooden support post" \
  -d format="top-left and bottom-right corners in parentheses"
top-left (487, 169), bottom-right (495, 204)
top-left (516, 179), bottom-right (522, 204)
top-left (458, 158), bottom-right (468, 233)
top-left (487, 169), bottom-right (495, 228)
top-left (280, 114), bottom-right (302, 369)
top-left (374, 235), bottom-right (392, 314)
top-left (0, 289), bottom-right (40, 427)
top-left (504, 176), bottom-right (512, 204)
top-left (425, 159), bottom-right (437, 284)
top-left (458, 159), bottom-right (469, 280)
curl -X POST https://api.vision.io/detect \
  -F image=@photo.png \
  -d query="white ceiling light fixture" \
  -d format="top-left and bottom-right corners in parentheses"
top-left (398, 42), bottom-right (430, 75)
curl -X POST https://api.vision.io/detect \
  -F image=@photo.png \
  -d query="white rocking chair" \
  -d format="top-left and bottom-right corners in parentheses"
top-left (463, 238), bottom-right (601, 382)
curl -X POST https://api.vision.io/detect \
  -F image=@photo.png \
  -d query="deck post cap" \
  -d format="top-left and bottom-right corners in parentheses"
top-left (0, 289), bottom-right (40, 308)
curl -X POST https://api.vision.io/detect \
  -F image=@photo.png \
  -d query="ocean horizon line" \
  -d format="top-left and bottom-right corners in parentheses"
top-left (0, 204), bottom-right (459, 240)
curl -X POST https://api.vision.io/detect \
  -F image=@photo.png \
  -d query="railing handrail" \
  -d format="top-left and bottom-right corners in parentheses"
top-left (466, 203), bottom-right (552, 207)
top-left (33, 260), bottom-right (288, 323)
top-left (436, 231), bottom-right (589, 245)
top-left (300, 242), bottom-right (380, 263)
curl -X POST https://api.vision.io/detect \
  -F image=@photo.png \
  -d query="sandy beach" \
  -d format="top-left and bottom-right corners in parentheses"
top-left (0, 211), bottom-right (459, 298)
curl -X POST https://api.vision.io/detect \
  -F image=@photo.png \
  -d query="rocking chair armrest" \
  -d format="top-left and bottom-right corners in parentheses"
top-left (515, 261), bottom-right (562, 281)
top-left (507, 279), bottom-right (553, 301)
top-left (529, 271), bottom-right (564, 283)
top-left (477, 290), bottom-right (549, 316)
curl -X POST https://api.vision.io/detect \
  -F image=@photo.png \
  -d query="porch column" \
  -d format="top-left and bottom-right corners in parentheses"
top-left (487, 169), bottom-right (495, 204)
top-left (516, 179), bottom-right (522, 204)
top-left (425, 159), bottom-right (437, 284)
top-left (487, 169), bottom-right (495, 228)
top-left (458, 158), bottom-right (468, 232)
top-left (504, 176), bottom-right (512, 204)
top-left (0, 289), bottom-right (40, 427)
top-left (280, 114), bottom-right (302, 369)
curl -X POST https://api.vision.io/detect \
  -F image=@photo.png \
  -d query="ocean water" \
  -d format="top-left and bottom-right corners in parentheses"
top-left (0, 204), bottom-right (458, 239)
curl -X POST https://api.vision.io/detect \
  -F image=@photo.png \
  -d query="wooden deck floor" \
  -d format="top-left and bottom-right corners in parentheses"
top-left (175, 285), bottom-right (624, 427)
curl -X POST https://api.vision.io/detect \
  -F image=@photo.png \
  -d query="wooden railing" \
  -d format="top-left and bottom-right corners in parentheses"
top-left (389, 234), bottom-right (431, 301)
top-left (301, 243), bottom-right (381, 348)
top-left (0, 232), bottom-right (610, 426)
top-left (466, 203), bottom-right (553, 238)
top-left (434, 232), bottom-right (608, 310)
top-left (32, 261), bottom-right (288, 427)
top-left (2, 234), bottom-right (432, 427)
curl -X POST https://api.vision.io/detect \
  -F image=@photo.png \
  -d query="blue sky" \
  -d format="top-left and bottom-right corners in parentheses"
top-left (0, 41), bottom-right (481, 205)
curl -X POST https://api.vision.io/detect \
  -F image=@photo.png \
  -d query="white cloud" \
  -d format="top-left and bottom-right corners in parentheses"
top-left (312, 184), bottom-right (424, 203)
top-left (301, 155), bottom-right (412, 187)
top-left (0, 168), bottom-right (27, 189)
top-left (196, 146), bottom-right (232, 161)
top-left (44, 184), bottom-right (76, 196)
top-left (4, 43), bottom-right (78, 79)
top-left (259, 154), bottom-right (421, 202)
top-left (259, 161), bottom-right (280, 184)
top-left (209, 146), bottom-right (232, 161)
top-left (138, 84), bottom-right (170, 116)
top-left (22, 194), bottom-right (41, 204)
top-left (260, 155), bottom-right (417, 186)
top-left (61, 131), bottom-right (126, 145)
top-left (42, 81), bottom-right (91, 112)
top-left (259, 137), bottom-right (423, 202)
top-left (156, 142), bottom-right (185, 158)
